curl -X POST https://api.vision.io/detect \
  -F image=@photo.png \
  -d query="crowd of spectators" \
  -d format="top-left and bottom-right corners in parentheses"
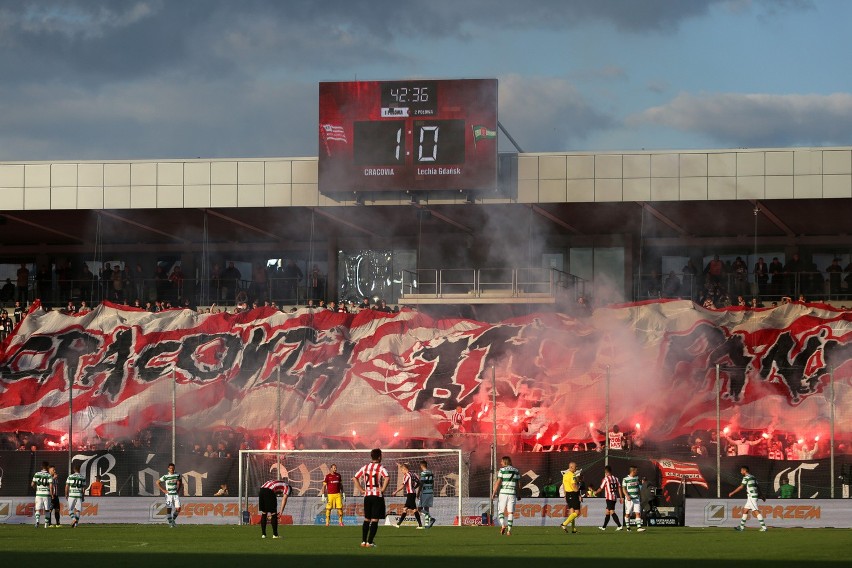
top-left (644, 253), bottom-right (852, 310)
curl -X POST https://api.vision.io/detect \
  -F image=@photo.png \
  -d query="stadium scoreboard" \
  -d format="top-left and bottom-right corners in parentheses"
top-left (318, 78), bottom-right (497, 194)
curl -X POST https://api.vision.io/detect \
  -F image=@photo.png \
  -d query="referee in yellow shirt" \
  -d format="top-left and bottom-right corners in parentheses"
top-left (560, 462), bottom-right (581, 533)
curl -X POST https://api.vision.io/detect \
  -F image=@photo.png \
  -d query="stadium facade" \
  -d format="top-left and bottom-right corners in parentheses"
top-left (1, 146), bottom-right (851, 308)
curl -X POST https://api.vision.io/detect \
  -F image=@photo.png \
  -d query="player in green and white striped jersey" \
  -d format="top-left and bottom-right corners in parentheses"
top-left (729, 465), bottom-right (767, 531)
top-left (31, 461), bottom-right (53, 528)
top-left (418, 460), bottom-right (436, 527)
top-left (621, 466), bottom-right (645, 532)
top-left (65, 465), bottom-right (87, 528)
top-left (156, 463), bottom-right (183, 527)
top-left (490, 456), bottom-right (520, 536)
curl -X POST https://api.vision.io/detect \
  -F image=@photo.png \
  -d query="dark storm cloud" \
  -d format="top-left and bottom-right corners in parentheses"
top-left (0, 0), bottom-right (780, 82)
top-left (0, 0), bottom-right (813, 160)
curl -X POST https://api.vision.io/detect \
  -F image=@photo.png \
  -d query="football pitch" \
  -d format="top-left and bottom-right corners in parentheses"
top-left (3, 524), bottom-right (850, 567)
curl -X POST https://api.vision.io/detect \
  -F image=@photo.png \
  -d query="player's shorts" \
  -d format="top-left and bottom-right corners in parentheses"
top-left (258, 487), bottom-right (278, 514)
top-left (404, 493), bottom-right (417, 510)
top-left (605, 499), bottom-right (617, 511)
top-left (363, 495), bottom-right (386, 520)
top-left (165, 494), bottom-right (182, 508)
top-left (564, 491), bottom-right (581, 510)
top-left (326, 493), bottom-right (343, 510)
top-left (419, 492), bottom-right (434, 509)
top-left (624, 498), bottom-right (641, 516)
top-left (34, 496), bottom-right (51, 512)
top-left (68, 497), bottom-right (83, 514)
top-left (743, 496), bottom-right (760, 511)
top-left (497, 493), bottom-right (517, 515)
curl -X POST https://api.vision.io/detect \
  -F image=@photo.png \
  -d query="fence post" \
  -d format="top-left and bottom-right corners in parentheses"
top-left (277, 367), bottom-right (282, 474)
top-left (490, 365), bottom-right (497, 524)
top-left (715, 364), bottom-right (721, 499)
top-left (68, 373), bottom-right (73, 472)
top-left (171, 369), bottom-right (176, 464)
top-left (830, 365), bottom-right (836, 498)
top-left (605, 365), bottom-right (610, 468)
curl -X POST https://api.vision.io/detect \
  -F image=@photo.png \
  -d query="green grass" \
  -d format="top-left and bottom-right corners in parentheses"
top-left (2, 524), bottom-right (851, 567)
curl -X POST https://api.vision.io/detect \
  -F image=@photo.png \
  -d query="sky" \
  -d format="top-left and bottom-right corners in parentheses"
top-left (1, 0), bottom-right (851, 162)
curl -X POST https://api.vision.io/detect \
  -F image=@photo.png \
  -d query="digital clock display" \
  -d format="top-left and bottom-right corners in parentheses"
top-left (380, 81), bottom-right (438, 115)
top-left (319, 79), bottom-right (497, 194)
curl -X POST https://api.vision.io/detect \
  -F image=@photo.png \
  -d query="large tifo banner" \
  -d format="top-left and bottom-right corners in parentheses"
top-left (1, 300), bottom-right (851, 443)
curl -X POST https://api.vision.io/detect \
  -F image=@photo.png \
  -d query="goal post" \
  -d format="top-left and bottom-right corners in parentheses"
top-left (238, 448), bottom-right (466, 526)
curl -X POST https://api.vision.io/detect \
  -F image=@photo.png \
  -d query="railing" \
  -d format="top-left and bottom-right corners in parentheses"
top-left (400, 267), bottom-right (586, 303)
top-left (634, 271), bottom-right (852, 304)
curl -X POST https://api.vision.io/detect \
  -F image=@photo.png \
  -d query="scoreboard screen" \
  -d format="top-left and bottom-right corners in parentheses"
top-left (318, 79), bottom-right (497, 194)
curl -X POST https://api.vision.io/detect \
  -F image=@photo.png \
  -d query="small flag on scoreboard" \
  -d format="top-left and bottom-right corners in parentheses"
top-left (471, 125), bottom-right (497, 148)
top-left (320, 124), bottom-right (347, 156)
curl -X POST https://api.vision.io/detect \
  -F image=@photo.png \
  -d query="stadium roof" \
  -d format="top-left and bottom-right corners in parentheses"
top-left (1, 197), bottom-right (850, 255)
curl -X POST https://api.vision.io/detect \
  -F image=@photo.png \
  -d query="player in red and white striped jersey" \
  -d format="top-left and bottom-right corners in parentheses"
top-left (258, 479), bottom-right (290, 539)
top-left (353, 448), bottom-right (389, 547)
top-left (392, 463), bottom-right (423, 528)
top-left (593, 465), bottom-right (623, 531)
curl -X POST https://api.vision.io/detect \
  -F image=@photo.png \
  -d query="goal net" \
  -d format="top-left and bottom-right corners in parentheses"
top-left (238, 449), bottom-right (467, 526)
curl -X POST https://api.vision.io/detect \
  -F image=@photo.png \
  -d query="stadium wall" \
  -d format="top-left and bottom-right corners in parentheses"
top-left (0, 450), bottom-right (844, 500)
top-left (1, 147), bottom-right (850, 210)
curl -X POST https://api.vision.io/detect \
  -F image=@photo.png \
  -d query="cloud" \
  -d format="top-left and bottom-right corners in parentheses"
top-left (629, 92), bottom-right (852, 147)
top-left (0, 0), bottom-right (787, 83)
top-left (0, 0), bottom-right (818, 160)
top-left (0, 77), bottom-right (317, 160)
top-left (498, 75), bottom-right (614, 152)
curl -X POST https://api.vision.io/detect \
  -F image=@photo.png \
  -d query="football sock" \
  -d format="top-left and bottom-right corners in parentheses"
top-left (507, 513), bottom-right (514, 529)
top-left (498, 512), bottom-right (506, 527)
top-left (326, 510), bottom-right (331, 524)
top-left (398, 513), bottom-right (407, 524)
top-left (603, 514), bottom-right (610, 527)
top-left (611, 513), bottom-right (621, 527)
top-left (167, 507), bottom-right (172, 522)
top-left (54, 509), bottom-right (60, 524)
top-left (362, 520), bottom-right (370, 542)
top-left (565, 512), bottom-right (578, 526)
top-left (173, 510), bottom-right (180, 521)
top-left (414, 512), bottom-right (422, 527)
top-left (757, 513), bottom-right (766, 527)
top-left (739, 513), bottom-right (748, 528)
top-left (368, 521), bottom-right (379, 543)
top-left (271, 513), bottom-right (278, 535)
top-left (261, 514), bottom-right (268, 535)
top-left (35, 512), bottom-right (40, 525)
